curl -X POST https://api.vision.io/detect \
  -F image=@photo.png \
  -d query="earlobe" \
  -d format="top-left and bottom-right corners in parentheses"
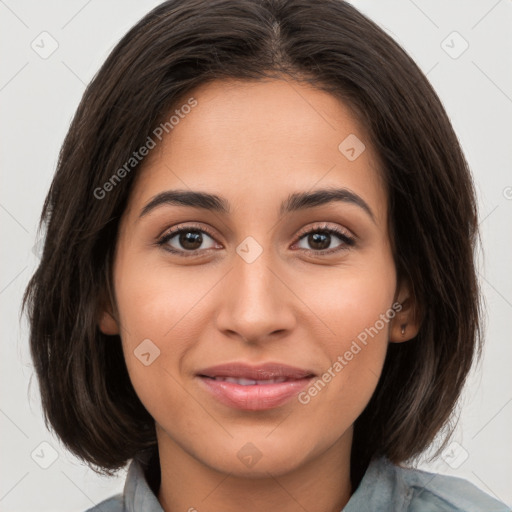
top-left (99, 310), bottom-right (120, 335)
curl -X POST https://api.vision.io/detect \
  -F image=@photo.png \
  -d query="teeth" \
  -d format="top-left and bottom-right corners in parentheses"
top-left (257, 378), bottom-right (287, 384)
top-left (225, 377), bottom-right (258, 385)
top-left (212, 377), bottom-right (288, 385)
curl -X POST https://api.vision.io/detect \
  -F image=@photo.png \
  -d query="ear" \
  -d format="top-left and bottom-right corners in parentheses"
top-left (99, 310), bottom-right (120, 335)
top-left (389, 279), bottom-right (422, 343)
top-left (98, 295), bottom-right (120, 335)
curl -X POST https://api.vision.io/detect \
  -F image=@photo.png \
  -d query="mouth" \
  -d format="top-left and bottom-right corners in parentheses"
top-left (196, 362), bottom-right (316, 410)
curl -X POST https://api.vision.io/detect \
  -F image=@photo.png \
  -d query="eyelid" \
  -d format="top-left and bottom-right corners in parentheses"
top-left (294, 222), bottom-right (355, 243)
top-left (157, 222), bottom-right (218, 242)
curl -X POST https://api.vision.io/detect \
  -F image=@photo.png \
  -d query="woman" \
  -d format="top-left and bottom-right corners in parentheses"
top-left (23, 0), bottom-right (510, 510)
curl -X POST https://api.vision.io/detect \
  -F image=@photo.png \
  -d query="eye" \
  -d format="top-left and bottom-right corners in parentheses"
top-left (293, 223), bottom-right (356, 255)
top-left (156, 222), bottom-right (356, 258)
top-left (157, 224), bottom-right (220, 256)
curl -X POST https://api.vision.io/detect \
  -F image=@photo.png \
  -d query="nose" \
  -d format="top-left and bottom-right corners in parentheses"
top-left (214, 245), bottom-right (297, 345)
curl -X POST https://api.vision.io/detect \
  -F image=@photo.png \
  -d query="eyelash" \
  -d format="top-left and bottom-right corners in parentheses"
top-left (156, 222), bottom-right (356, 258)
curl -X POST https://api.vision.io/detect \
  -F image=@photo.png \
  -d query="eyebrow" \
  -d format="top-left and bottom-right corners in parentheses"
top-left (139, 187), bottom-right (376, 223)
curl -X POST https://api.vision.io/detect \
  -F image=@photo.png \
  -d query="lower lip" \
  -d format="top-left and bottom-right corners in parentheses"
top-left (198, 376), bottom-right (314, 410)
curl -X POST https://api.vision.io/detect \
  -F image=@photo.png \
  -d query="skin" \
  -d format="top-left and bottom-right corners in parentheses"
top-left (100, 78), bottom-right (420, 512)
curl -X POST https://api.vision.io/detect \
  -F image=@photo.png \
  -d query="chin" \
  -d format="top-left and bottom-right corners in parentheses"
top-left (198, 435), bottom-right (312, 478)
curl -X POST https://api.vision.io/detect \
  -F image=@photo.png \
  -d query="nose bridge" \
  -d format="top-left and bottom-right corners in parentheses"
top-left (231, 241), bottom-right (281, 315)
top-left (216, 237), bottom-right (295, 341)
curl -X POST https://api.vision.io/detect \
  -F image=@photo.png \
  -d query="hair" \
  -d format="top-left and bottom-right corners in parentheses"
top-left (23, 0), bottom-right (482, 486)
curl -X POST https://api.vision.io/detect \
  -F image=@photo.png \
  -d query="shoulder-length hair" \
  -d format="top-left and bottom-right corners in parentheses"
top-left (23, 0), bottom-right (482, 482)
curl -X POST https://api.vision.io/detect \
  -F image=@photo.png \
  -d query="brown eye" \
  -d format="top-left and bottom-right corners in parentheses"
top-left (295, 226), bottom-right (355, 255)
top-left (305, 232), bottom-right (331, 251)
top-left (157, 226), bottom-right (219, 256)
top-left (177, 230), bottom-right (204, 251)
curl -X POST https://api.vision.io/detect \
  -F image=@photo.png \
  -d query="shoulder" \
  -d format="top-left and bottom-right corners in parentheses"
top-left (83, 493), bottom-right (124, 512)
top-left (390, 459), bottom-right (510, 512)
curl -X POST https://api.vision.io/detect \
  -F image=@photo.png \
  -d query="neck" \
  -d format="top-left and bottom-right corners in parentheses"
top-left (156, 427), bottom-right (353, 512)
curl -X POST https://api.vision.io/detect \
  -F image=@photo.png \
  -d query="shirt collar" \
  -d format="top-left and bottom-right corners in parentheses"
top-left (123, 449), bottom-right (399, 512)
top-left (124, 448), bottom-right (163, 512)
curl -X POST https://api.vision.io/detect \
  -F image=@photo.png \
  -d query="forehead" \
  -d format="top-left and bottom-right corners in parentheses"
top-left (127, 78), bottom-right (386, 226)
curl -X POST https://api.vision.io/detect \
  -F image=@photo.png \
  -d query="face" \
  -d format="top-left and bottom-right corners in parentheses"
top-left (101, 78), bottom-right (414, 477)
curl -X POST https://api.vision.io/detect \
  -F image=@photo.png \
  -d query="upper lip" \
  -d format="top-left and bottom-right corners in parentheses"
top-left (197, 362), bottom-right (316, 380)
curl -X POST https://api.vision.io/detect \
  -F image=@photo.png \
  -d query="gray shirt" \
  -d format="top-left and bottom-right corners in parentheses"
top-left (85, 450), bottom-right (510, 512)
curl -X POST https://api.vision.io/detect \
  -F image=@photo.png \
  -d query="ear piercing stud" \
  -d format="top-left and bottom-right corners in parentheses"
top-left (401, 324), bottom-right (407, 335)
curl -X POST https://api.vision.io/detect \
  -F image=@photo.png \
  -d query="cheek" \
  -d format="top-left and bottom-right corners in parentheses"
top-left (112, 253), bottom-right (229, 418)
top-left (303, 257), bottom-right (396, 350)
top-left (114, 251), bottom-right (215, 342)
top-left (297, 259), bottom-right (396, 414)
top-left (113, 276), bottom-right (195, 426)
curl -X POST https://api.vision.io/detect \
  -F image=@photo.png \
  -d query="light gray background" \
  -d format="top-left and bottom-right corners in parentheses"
top-left (1, 1), bottom-right (511, 510)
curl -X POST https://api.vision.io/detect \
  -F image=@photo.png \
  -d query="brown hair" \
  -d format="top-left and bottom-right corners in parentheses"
top-left (23, 0), bottom-right (482, 484)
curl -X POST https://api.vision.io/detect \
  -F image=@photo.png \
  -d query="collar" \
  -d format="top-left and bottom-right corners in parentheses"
top-left (124, 448), bottom-right (163, 512)
top-left (122, 450), bottom-right (403, 512)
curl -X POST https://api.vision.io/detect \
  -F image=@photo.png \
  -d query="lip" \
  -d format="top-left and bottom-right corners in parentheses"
top-left (196, 362), bottom-right (316, 410)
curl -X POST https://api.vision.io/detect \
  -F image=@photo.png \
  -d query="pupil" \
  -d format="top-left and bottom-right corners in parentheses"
top-left (309, 233), bottom-right (330, 250)
top-left (180, 231), bottom-right (202, 250)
